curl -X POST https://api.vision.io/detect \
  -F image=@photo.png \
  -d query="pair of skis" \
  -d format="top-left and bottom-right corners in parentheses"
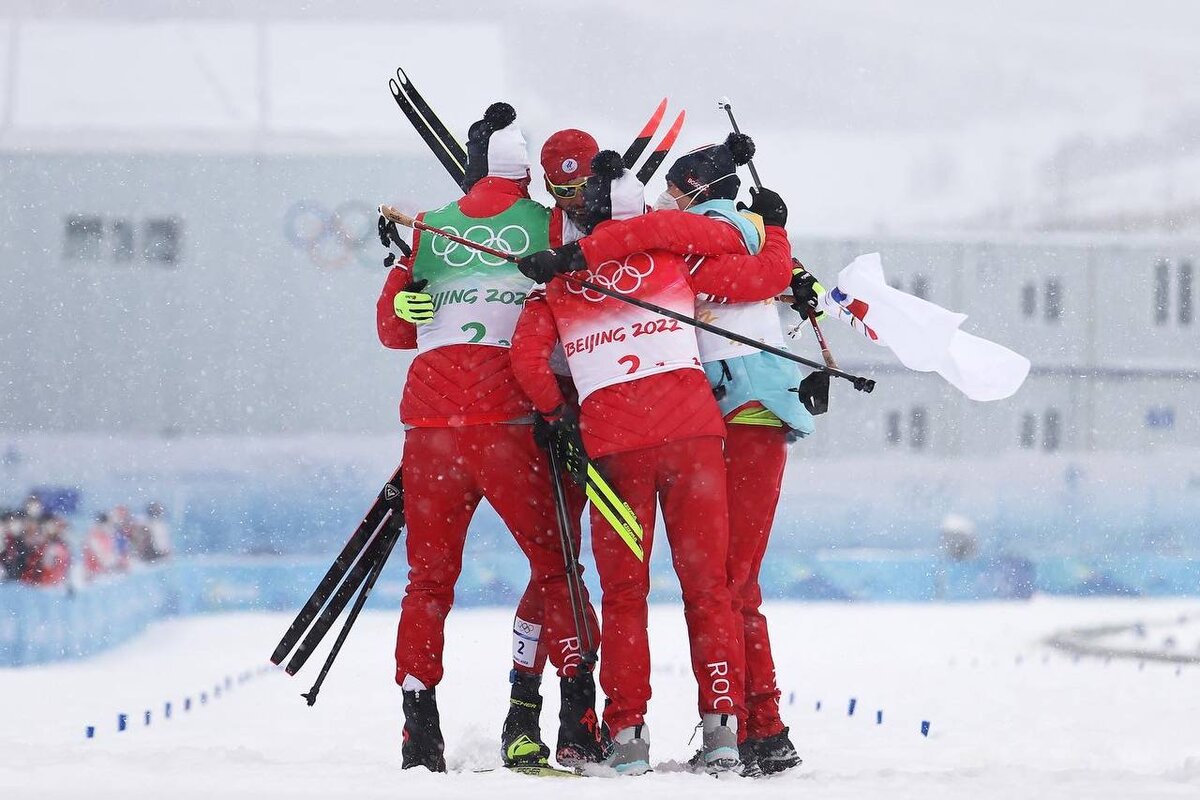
top-left (388, 67), bottom-right (685, 190)
top-left (269, 465), bottom-right (406, 705)
top-left (547, 426), bottom-right (644, 562)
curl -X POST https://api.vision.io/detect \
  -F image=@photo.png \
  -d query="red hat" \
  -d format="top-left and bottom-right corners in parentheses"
top-left (540, 129), bottom-right (599, 185)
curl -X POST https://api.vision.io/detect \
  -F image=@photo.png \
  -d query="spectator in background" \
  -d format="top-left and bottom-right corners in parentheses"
top-left (142, 501), bottom-right (172, 561)
top-left (21, 515), bottom-right (71, 586)
top-left (83, 512), bottom-right (119, 579)
top-left (111, 505), bottom-right (135, 570)
top-left (1, 510), bottom-right (31, 581)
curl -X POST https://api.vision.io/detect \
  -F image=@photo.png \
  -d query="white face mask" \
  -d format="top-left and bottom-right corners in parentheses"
top-left (658, 171), bottom-right (738, 212)
top-left (652, 190), bottom-right (680, 211)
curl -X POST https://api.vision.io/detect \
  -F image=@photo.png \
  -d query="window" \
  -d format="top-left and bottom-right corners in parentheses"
top-left (1043, 409), bottom-right (1061, 452)
top-left (885, 411), bottom-right (901, 446)
top-left (111, 219), bottom-right (135, 262)
top-left (911, 274), bottom-right (929, 300)
top-left (63, 215), bottom-right (104, 260)
top-left (143, 218), bottom-right (182, 264)
top-left (1044, 278), bottom-right (1062, 322)
top-left (1021, 283), bottom-right (1037, 318)
top-left (1180, 261), bottom-right (1194, 326)
top-left (1155, 260), bottom-right (1170, 325)
top-left (910, 407), bottom-right (928, 450)
top-left (1019, 413), bottom-right (1037, 448)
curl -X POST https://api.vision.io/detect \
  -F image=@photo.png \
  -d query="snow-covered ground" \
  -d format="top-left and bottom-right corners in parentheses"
top-left (4, 599), bottom-right (1200, 799)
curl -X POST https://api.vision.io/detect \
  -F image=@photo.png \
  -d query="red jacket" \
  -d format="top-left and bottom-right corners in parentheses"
top-left (377, 177), bottom-right (541, 427)
top-left (510, 214), bottom-right (792, 458)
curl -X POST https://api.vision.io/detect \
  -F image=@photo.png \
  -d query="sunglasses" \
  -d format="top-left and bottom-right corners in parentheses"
top-left (545, 176), bottom-right (587, 199)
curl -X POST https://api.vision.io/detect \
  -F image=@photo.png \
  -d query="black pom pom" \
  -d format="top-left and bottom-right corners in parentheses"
top-left (483, 102), bottom-right (516, 131)
top-left (725, 132), bottom-right (755, 166)
top-left (590, 149), bottom-right (625, 180)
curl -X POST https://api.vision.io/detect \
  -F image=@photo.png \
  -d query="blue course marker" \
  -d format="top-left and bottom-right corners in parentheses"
top-left (788, 691), bottom-right (795, 706)
top-left (165, 702), bottom-right (172, 719)
top-left (201, 692), bottom-right (208, 705)
top-left (815, 700), bottom-right (822, 711)
top-left (185, 697), bottom-right (192, 712)
top-left (144, 710), bottom-right (151, 726)
top-left (118, 713), bottom-right (128, 732)
top-left (921, 720), bottom-right (931, 737)
top-left (848, 698), bottom-right (857, 716)
top-left (876, 710), bottom-right (883, 725)
top-left (86, 726), bottom-right (95, 739)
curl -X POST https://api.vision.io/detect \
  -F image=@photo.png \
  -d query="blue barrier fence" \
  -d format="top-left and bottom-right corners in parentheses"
top-left (3, 552), bottom-right (1199, 668)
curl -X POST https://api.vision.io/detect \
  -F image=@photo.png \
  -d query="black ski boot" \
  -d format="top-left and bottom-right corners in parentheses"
top-left (556, 671), bottom-right (604, 767)
top-left (753, 727), bottom-right (802, 775)
top-left (401, 687), bottom-right (446, 772)
top-left (501, 671), bottom-right (551, 767)
top-left (738, 740), bottom-right (763, 778)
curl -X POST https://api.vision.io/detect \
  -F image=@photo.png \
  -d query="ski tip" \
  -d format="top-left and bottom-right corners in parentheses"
top-left (655, 110), bottom-right (686, 151)
top-left (396, 66), bottom-right (410, 85)
top-left (637, 97), bottom-right (668, 137)
top-left (388, 77), bottom-right (401, 97)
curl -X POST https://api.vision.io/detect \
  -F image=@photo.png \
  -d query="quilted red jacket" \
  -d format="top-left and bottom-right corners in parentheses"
top-left (376, 177), bottom-right (540, 427)
top-left (509, 214), bottom-right (792, 458)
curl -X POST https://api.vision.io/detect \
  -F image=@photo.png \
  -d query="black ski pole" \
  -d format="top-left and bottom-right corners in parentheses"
top-left (301, 517), bottom-right (403, 706)
top-left (718, 97), bottom-right (853, 381)
top-left (271, 466), bottom-right (404, 665)
top-left (545, 440), bottom-right (598, 670)
top-left (378, 206), bottom-right (875, 391)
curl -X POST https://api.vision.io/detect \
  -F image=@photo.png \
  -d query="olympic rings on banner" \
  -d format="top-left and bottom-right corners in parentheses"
top-left (428, 224), bottom-right (532, 268)
top-left (567, 252), bottom-right (656, 302)
top-left (284, 201), bottom-right (378, 270)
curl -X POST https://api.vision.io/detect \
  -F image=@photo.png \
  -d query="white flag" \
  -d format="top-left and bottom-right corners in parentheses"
top-left (826, 253), bottom-right (1030, 402)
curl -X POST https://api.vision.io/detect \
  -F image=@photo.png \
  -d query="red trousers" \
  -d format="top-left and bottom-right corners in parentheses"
top-left (394, 423), bottom-right (596, 686)
top-left (591, 436), bottom-right (746, 734)
top-left (724, 424), bottom-right (790, 740)
top-left (510, 478), bottom-right (598, 676)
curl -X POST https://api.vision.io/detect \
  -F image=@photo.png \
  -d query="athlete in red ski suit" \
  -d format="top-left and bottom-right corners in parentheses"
top-left (378, 175), bottom-right (595, 685)
top-left (510, 172), bottom-right (793, 748)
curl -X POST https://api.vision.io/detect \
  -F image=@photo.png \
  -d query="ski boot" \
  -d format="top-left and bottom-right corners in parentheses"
top-left (697, 713), bottom-right (741, 775)
top-left (601, 723), bottom-right (650, 775)
top-left (752, 727), bottom-right (802, 775)
top-left (555, 671), bottom-right (604, 767)
top-left (500, 671), bottom-right (552, 767)
top-left (738, 740), bottom-right (764, 778)
top-left (401, 687), bottom-right (446, 772)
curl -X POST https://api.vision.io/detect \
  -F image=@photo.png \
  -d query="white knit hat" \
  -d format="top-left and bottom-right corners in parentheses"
top-left (463, 102), bottom-right (531, 188)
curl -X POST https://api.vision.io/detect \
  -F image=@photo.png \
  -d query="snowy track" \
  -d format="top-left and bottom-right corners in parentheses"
top-left (4, 599), bottom-right (1200, 799)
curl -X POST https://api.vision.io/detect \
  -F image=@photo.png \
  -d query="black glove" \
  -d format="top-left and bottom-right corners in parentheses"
top-left (517, 242), bottom-right (583, 284)
top-left (792, 370), bottom-right (830, 416)
top-left (737, 186), bottom-right (787, 228)
top-left (377, 214), bottom-right (412, 257)
top-left (789, 259), bottom-right (820, 315)
top-left (533, 406), bottom-right (587, 482)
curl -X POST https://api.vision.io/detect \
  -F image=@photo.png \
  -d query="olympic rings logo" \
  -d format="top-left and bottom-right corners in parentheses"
top-left (567, 252), bottom-right (656, 302)
top-left (284, 200), bottom-right (379, 270)
top-left (430, 224), bottom-right (532, 268)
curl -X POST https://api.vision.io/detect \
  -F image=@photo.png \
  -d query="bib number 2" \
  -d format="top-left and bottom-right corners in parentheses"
top-left (460, 322), bottom-right (510, 347)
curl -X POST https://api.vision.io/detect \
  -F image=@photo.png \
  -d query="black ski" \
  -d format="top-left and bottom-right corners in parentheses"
top-left (636, 109), bottom-right (686, 185)
top-left (622, 97), bottom-right (667, 169)
top-left (270, 465), bottom-right (403, 666)
top-left (300, 513), bottom-right (403, 705)
top-left (396, 67), bottom-right (468, 169)
top-left (389, 77), bottom-right (467, 188)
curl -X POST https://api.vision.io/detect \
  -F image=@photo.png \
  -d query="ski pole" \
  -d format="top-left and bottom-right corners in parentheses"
top-left (379, 205), bottom-right (876, 391)
top-left (718, 97), bottom-right (842, 372)
top-left (301, 518), bottom-right (403, 706)
top-left (271, 464), bottom-right (404, 666)
top-left (545, 441), bottom-right (598, 671)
